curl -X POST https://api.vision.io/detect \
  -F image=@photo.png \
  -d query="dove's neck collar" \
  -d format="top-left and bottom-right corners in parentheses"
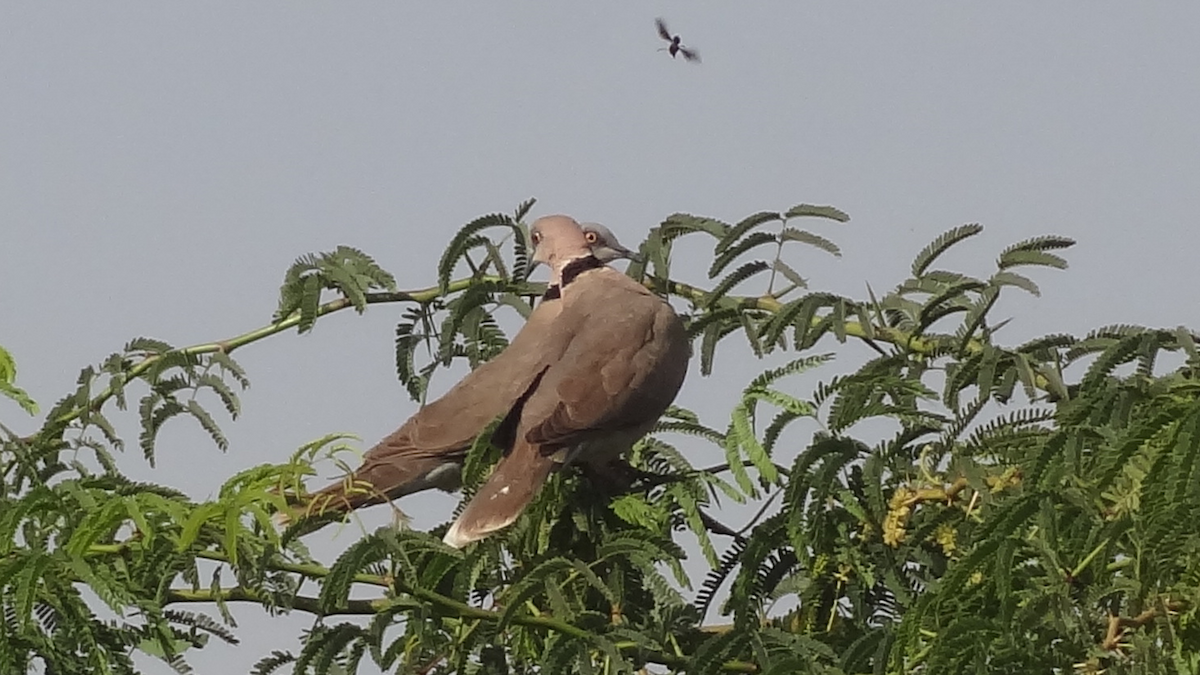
top-left (553, 254), bottom-right (604, 290)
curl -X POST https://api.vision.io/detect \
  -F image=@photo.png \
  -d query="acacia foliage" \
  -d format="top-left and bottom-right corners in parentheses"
top-left (2, 199), bottom-right (1199, 674)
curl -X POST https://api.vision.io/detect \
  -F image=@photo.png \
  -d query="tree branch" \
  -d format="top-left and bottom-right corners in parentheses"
top-left (165, 586), bottom-right (383, 615)
top-left (39, 269), bottom-right (1010, 442)
top-left (167, 548), bottom-right (758, 672)
top-left (37, 278), bottom-right (543, 436)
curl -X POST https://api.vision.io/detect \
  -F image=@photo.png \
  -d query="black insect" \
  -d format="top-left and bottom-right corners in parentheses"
top-left (655, 17), bottom-right (700, 62)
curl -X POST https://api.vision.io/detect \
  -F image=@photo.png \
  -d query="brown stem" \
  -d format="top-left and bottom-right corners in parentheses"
top-left (1101, 602), bottom-right (1187, 651)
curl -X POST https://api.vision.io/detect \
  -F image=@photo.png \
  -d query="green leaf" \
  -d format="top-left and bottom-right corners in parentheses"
top-left (0, 344), bottom-right (17, 383)
top-left (990, 270), bottom-right (1041, 296)
top-left (911, 223), bottom-right (984, 277)
top-left (660, 214), bottom-right (730, 242)
top-left (709, 231), bottom-right (778, 278)
top-left (497, 557), bottom-right (573, 630)
top-left (770, 259), bottom-right (807, 292)
top-left (706, 260), bottom-right (771, 308)
top-left (732, 401), bottom-right (778, 485)
top-left (0, 379), bottom-right (38, 416)
top-left (513, 196), bottom-right (537, 222)
top-left (187, 400), bottom-right (228, 451)
top-left (723, 430), bottom-right (758, 498)
top-left (716, 211), bottom-right (783, 254)
top-left (297, 274), bottom-right (322, 333)
top-left (437, 213), bottom-right (521, 293)
top-left (783, 203), bottom-right (850, 222)
top-left (320, 535), bottom-right (387, 614)
top-left (999, 234), bottom-right (1075, 255)
top-left (611, 494), bottom-right (666, 530)
top-left (997, 249), bottom-right (1068, 271)
top-left (126, 337), bottom-right (175, 355)
top-left (779, 227), bottom-right (841, 257)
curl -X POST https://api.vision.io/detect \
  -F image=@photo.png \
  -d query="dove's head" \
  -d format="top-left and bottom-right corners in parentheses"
top-left (530, 215), bottom-right (592, 273)
top-left (529, 217), bottom-right (641, 281)
top-left (580, 222), bottom-right (642, 264)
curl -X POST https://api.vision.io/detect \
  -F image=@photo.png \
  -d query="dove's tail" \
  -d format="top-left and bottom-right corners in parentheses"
top-left (442, 438), bottom-right (558, 548)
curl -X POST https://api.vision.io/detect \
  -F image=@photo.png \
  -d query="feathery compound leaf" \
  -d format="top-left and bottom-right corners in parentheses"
top-left (328, 246), bottom-right (397, 308)
top-left (498, 557), bottom-right (574, 630)
top-left (911, 223), bottom-right (984, 277)
top-left (660, 213), bottom-right (730, 242)
top-left (915, 280), bottom-right (987, 332)
top-left (723, 428), bottom-right (758, 498)
top-left (1016, 333), bottom-right (1077, 354)
top-left (1096, 405), bottom-right (1181, 489)
top-left (750, 354), bottom-right (834, 390)
top-left (779, 227), bottom-right (842, 257)
top-left (716, 211), bottom-right (783, 254)
top-left (990, 270), bottom-right (1041, 296)
top-left (770, 259), bottom-right (807, 291)
top-left (709, 231), bottom-right (778, 278)
top-left (0, 379), bottom-right (38, 416)
top-left (1000, 234), bottom-right (1075, 255)
top-left (997, 248), bottom-right (1068, 271)
top-left (761, 294), bottom-right (819, 349)
top-left (125, 337), bottom-right (174, 355)
top-left (0, 344), bottom-right (16, 383)
top-left (705, 260), bottom-right (770, 308)
top-left (698, 321), bottom-right (721, 376)
top-left (296, 274), bottom-right (321, 333)
top-left (208, 351), bottom-right (249, 388)
top-left (784, 203), bottom-right (850, 222)
top-left (513, 196), bottom-right (537, 222)
top-left (510, 224), bottom-right (531, 283)
top-left (738, 310), bottom-right (765, 357)
top-left (1169, 406), bottom-right (1200, 503)
top-left (436, 212), bottom-right (519, 293)
top-left (1085, 323), bottom-right (1148, 340)
top-left (196, 373), bottom-right (240, 419)
top-left (185, 400), bottom-right (227, 451)
top-left (731, 402), bottom-right (777, 485)
top-left (272, 247), bottom-right (396, 326)
top-left (319, 535), bottom-right (386, 614)
top-left (320, 261), bottom-right (366, 311)
top-left (394, 308), bottom-right (433, 402)
top-left (343, 245), bottom-right (398, 290)
top-left (139, 396), bottom-right (185, 466)
top-left (1081, 333), bottom-right (1144, 391)
top-left (163, 610), bottom-right (239, 646)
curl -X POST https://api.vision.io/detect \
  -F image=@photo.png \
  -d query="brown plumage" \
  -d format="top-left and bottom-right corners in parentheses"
top-left (282, 221), bottom-right (638, 525)
top-left (443, 218), bottom-right (690, 548)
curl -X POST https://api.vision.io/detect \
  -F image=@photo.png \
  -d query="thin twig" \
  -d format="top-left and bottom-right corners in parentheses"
top-left (737, 490), bottom-right (784, 537)
top-left (696, 460), bottom-right (791, 479)
top-left (698, 509), bottom-right (744, 540)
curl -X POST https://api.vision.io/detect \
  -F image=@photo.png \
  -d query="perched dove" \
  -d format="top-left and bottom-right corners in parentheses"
top-left (443, 215), bottom-right (690, 548)
top-left (287, 222), bottom-right (640, 523)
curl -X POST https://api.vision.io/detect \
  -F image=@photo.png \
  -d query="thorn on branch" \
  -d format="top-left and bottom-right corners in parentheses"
top-left (1101, 602), bottom-right (1187, 652)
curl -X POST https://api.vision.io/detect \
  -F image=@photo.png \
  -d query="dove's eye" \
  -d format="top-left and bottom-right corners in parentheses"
top-left (531, 231), bottom-right (542, 245)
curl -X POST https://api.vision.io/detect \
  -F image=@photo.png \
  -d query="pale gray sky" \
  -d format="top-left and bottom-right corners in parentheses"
top-left (2, 4), bottom-right (1198, 673)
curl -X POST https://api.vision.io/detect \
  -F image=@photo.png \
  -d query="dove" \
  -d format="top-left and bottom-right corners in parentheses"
top-left (442, 215), bottom-right (689, 547)
top-left (287, 222), bottom-right (641, 523)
